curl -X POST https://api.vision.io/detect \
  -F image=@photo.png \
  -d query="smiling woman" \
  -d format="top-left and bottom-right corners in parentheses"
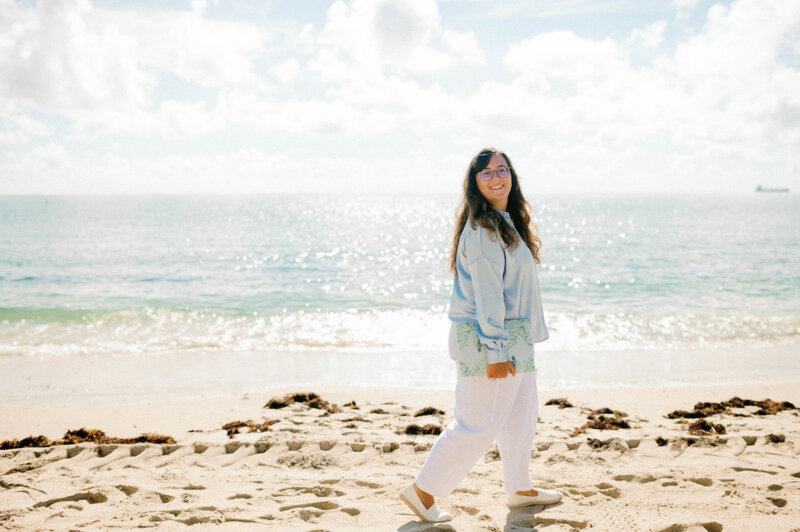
top-left (399, 147), bottom-right (557, 523)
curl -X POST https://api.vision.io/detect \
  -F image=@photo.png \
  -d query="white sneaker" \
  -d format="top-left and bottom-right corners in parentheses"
top-left (399, 483), bottom-right (453, 523)
top-left (507, 488), bottom-right (562, 507)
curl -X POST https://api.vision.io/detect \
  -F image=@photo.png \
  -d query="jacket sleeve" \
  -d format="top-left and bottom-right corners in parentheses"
top-left (463, 226), bottom-right (508, 364)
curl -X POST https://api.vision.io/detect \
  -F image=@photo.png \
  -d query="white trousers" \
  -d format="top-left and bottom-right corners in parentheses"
top-left (415, 368), bottom-right (538, 498)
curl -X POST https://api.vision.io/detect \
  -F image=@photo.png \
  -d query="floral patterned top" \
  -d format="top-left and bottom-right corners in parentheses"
top-left (447, 209), bottom-right (548, 365)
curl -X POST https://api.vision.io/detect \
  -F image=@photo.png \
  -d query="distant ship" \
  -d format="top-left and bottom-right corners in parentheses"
top-left (755, 185), bottom-right (789, 192)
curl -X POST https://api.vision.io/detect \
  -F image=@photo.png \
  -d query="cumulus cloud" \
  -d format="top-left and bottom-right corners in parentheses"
top-left (309, 0), bottom-right (484, 76)
top-left (122, 9), bottom-right (268, 89)
top-left (504, 31), bottom-right (627, 86)
top-left (0, 0), bottom-right (151, 111)
top-left (271, 58), bottom-right (300, 84)
top-left (478, 0), bottom-right (800, 191)
top-left (1, 0), bottom-right (798, 194)
top-left (0, 104), bottom-right (53, 143)
top-left (630, 20), bottom-right (668, 48)
top-left (672, 0), bottom-right (703, 17)
top-left (0, 0), bottom-right (269, 138)
top-left (441, 28), bottom-right (484, 64)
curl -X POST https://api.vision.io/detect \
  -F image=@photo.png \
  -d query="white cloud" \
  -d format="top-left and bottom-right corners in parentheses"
top-left (371, 0), bottom-right (439, 58)
top-left (0, 104), bottom-right (52, 143)
top-left (271, 58), bottom-right (300, 84)
top-left (0, 0), bottom-right (272, 138)
top-left (630, 20), bottom-right (667, 48)
top-left (504, 31), bottom-right (628, 87)
top-left (309, 0), bottom-right (483, 75)
top-left (0, 0), bottom-right (152, 111)
top-left (441, 28), bottom-right (485, 64)
top-left (122, 9), bottom-right (269, 89)
top-left (1, 0), bottom-right (799, 195)
top-left (22, 142), bottom-right (71, 170)
top-left (0, 1), bottom-right (268, 103)
top-left (671, 0), bottom-right (703, 18)
top-left (190, 0), bottom-right (208, 16)
top-left (483, 0), bottom-right (800, 191)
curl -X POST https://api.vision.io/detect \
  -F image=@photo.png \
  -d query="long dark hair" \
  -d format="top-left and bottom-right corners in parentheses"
top-left (449, 147), bottom-right (541, 274)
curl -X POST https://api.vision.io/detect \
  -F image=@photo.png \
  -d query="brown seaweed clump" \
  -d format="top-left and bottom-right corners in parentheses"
top-left (687, 418), bottom-right (726, 436)
top-left (751, 399), bottom-right (796, 415)
top-left (404, 424), bottom-right (443, 435)
top-left (1, 428), bottom-right (175, 450)
top-left (571, 409), bottom-right (630, 437)
top-left (667, 396), bottom-right (796, 419)
top-left (545, 397), bottom-right (574, 409)
top-left (1, 435), bottom-right (50, 449)
top-left (414, 406), bottom-right (445, 417)
top-left (264, 392), bottom-right (343, 414)
top-left (222, 419), bottom-right (279, 438)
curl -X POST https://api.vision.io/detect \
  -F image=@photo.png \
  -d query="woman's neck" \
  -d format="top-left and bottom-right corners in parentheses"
top-left (489, 199), bottom-right (508, 212)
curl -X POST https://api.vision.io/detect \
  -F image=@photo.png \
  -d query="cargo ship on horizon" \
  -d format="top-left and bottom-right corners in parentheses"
top-left (755, 185), bottom-right (789, 192)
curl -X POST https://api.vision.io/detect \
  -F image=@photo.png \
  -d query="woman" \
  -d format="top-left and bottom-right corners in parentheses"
top-left (399, 147), bottom-right (560, 523)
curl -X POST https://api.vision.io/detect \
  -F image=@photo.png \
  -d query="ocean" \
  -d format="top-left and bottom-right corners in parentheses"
top-left (1, 194), bottom-right (798, 400)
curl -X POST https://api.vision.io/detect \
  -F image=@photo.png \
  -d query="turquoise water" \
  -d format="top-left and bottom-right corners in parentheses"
top-left (1, 194), bottom-right (798, 358)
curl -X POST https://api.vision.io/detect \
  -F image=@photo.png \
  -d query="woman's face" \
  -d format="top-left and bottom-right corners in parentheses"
top-left (475, 153), bottom-right (512, 211)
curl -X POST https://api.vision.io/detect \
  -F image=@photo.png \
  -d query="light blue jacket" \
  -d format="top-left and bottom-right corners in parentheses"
top-left (448, 209), bottom-right (549, 364)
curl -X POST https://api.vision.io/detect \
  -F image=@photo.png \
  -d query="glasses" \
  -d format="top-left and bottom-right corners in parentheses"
top-left (478, 166), bottom-right (510, 181)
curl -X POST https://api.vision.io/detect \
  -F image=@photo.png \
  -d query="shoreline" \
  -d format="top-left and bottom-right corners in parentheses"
top-left (2, 342), bottom-right (798, 405)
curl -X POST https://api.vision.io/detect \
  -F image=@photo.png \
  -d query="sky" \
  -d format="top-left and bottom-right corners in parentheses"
top-left (0, 0), bottom-right (798, 195)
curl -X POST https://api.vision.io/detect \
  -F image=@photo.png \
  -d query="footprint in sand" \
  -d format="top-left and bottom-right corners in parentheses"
top-left (531, 514), bottom-right (590, 530)
top-left (32, 488), bottom-right (112, 508)
top-left (730, 466), bottom-right (777, 475)
top-left (600, 487), bottom-right (621, 498)
top-left (275, 485), bottom-right (345, 498)
top-left (767, 497), bottom-right (787, 508)
top-left (354, 480), bottom-right (381, 489)
top-left (278, 501), bottom-right (340, 523)
top-left (567, 487), bottom-right (598, 498)
top-left (613, 473), bottom-right (656, 484)
top-left (115, 485), bottom-right (176, 504)
top-left (115, 485), bottom-right (139, 496)
top-left (278, 501), bottom-right (339, 512)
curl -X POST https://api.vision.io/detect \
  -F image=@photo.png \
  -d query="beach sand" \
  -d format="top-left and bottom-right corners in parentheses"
top-left (1, 381), bottom-right (798, 531)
